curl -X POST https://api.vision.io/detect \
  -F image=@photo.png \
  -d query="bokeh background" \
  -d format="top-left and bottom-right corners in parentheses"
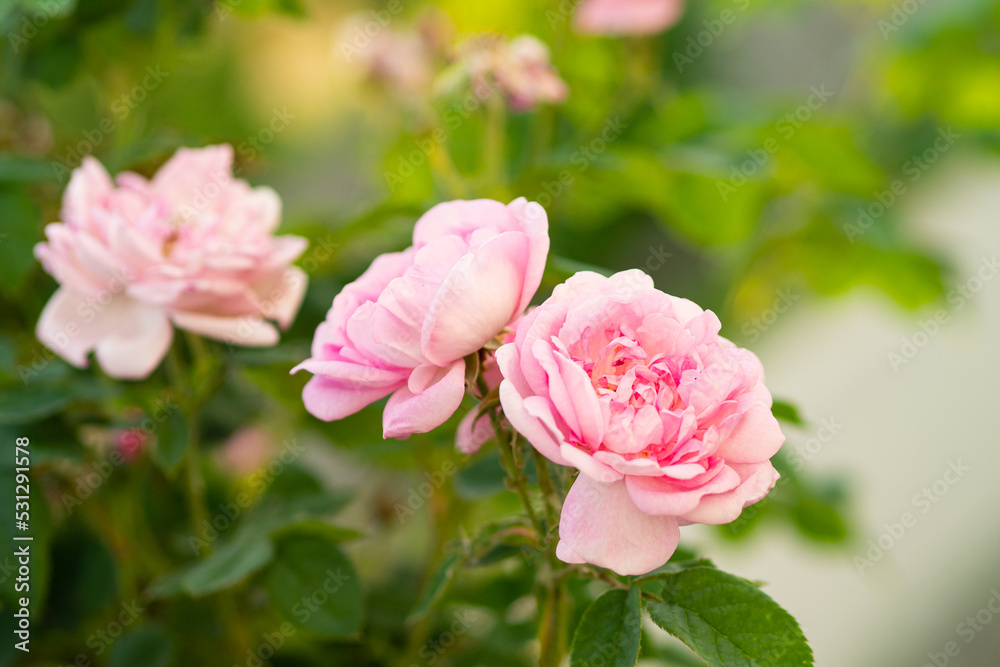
top-left (1, 0), bottom-right (998, 665)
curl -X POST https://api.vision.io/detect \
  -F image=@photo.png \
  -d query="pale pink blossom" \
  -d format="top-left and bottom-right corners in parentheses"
top-left (460, 35), bottom-right (568, 111)
top-left (497, 270), bottom-right (783, 575)
top-left (34, 145), bottom-right (308, 380)
top-left (217, 426), bottom-right (275, 476)
top-left (574, 0), bottom-right (686, 36)
top-left (294, 198), bottom-right (549, 440)
top-left (338, 19), bottom-right (434, 97)
top-left (336, 11), bottom-right (452, 98)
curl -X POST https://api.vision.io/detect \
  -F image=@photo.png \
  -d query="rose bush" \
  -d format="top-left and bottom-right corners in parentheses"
top-left (295, 197), bottom-right (549, 439)
top-left (574, 0), bottom-right (686, 36)
top-left (34, 145), bottom-right (308, 379)
top-left (497, 270), bottom-right (784, 574)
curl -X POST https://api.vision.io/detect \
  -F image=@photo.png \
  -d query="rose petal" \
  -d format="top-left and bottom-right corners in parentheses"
top-left (93, 301), bottom-right (174, 380)
top-left (421, 232), bottom-right (530, 366)
top-left (556, 475), bottom-right (680, 576)
top-left (625, 464), bottom-right (741, 516)
top-left (383, 359), bottom-right (466, 439)
top-left (302, 374), bottom-right (403, 422)
top-left (456, 408), bottom-right (496, 455)
top-left (714, 384), bottom-right (784, 463)
top-left (498, 381), bottom-right (570, 466)
top-left (679, 461), bottom-right (780, 525)
top-left (170, 310), bottom-right (279, 347)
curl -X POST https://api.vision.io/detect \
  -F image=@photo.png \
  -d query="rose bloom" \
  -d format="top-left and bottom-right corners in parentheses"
top-left (216, 426), bottom-right (274, 477)
top-left (574, 0), bottom-right (686, 36)
top-left (460, 35), bottom-right (568, 111)
top-left (337, 16), bottom-right (435, 97)
top-left (116, 427), bottom-right (149, 463)
top-left (34, 145), bottom-right (308, 380)
top-left (295, 198), bottom-right (549, 439)
top-left (497, 270), bottom-right (784, 575)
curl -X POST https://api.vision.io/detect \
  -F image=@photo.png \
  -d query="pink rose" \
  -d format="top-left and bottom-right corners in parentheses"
top-left (216, 426), bottom-right (274, 476)
top-left (574, 0), bottom-right (686, 36)
top-left (116, 427), bottom-right (149, 463)
top-left (34, 145), bottom-right (308, 380)
top-left (460, 35), bottom-right (568, 111)
top-left (497, 270), bottom-right (783, 575)
top-left (294, 198), bottom-right (549, 439)
top-left (337, 16), bottom-right (436, 97)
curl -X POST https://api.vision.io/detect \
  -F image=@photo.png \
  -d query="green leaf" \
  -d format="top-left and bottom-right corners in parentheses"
top-left (248, 466), bottom-right (354, 536)
top-left (264, 523), bottom-right (363, 638)
top-left (771, 400), bottom-right (804, 426)
top-left (147, 530), bottom-right (274, 599)
top-left (182, 533), bottom-right (274, 597)
top-left (0, 386), bottom-right (72, 425)
top-left (408, 549), bottom-right (464, 623)
top-left (647, 567), bottom-right (813, 667)
top-left (151, 410), bottom-right (188, 475)
top-left (659, 172), bottom-right (767, 247)
top-left (226, 0), bottom-right (304, 18)
top-left (453, 452), bottom-right (507, 500)
top-left (791, 495), bottom-right (849, 543)
top-left (570, 587), bottom-right (641, 667)
top-left (0, 432), bottom-right (55, 616)
top-left (106, 625), bottom-right (174, 667)
top-left (0, 192), bottom-right (41, 293)
top-left (0, 155), bottom-right (59, 183)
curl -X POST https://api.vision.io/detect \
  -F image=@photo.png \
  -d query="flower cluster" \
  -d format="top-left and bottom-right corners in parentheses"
top-left (296, 199), bottom-right (783, 575)
top-left (457, 34), bottom-right (569, 111)
top-left (35, 11), bottom-right (774, 575)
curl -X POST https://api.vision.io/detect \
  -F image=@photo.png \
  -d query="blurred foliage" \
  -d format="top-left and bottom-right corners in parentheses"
top-left (0, 0), bottom-right (997, 664)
